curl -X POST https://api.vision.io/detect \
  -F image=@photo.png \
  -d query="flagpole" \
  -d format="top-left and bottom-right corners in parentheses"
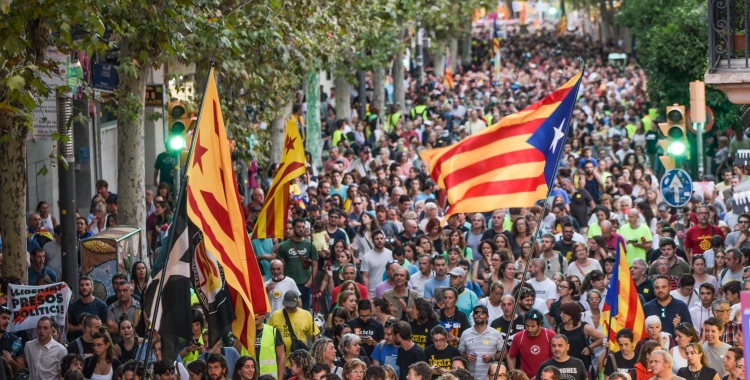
top-left (493, 68), bottom-right (584, 375)
top-left (143, 54), bottom-right (216, 370)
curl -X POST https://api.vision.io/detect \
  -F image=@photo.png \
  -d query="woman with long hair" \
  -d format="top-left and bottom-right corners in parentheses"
top-left (510, 217), bottom-right (535, 258)
top-left (558, 302), bottom-right (604, 370)
top-left (486, 253), bottom-right (506, 293)
top-left (416, 235), bottom-right (436, 256)
top-left (493, 233), bottom-right (511, 252)
top-left (83, 327), bottom-right (121, 380)
top-left (310, 338), bottom-right (343, 375)
top-left (232, 356), bottom-right (259, 380)
top-left (444, 229), bottom-right (473, 262)
top-left (588, 236), bottom-right (609, 262)
top-left (707, 248), bottom-right (726, 277)
top-left (466, 213), bottom-right (487, 262)
top-left (672, 322), bottom-right (701, 373)
top-left (445, 246), bottom-right (462, 272)
top-left (336, 334), bottom-right (372, 367)
top-left (425, 218), bottom-right (444, 253)
top-left (352, 213), bottom-right (379, 259)
top-left (566, 274), bottom-right (583, 297)
top-left (635, 341), bottom-right (662, 380)
top-left (472, 240), bottom-right (497, 290)
top-left (157, 182), bottom-right (174, 209)
top-left (676, 343), bottom-right (720, 380)
top-left (130, 261), bottom-right (149, 300)
top-left (372, 297), bottom-right (395, 325)
top-left (288, 350), bottom-right (315, 380)
top-left (116, 315), bottom-right (142, 363)
top-left (646, 187), bottom-right (662, 214)
top-left (567, 242), bottom-right (603, 282)
top-left (637, 201), bottom-right (657, 235)
top-left (515, 241), bottom-right (533, 275)
top-left (408, 298), bottom-right (440, 348)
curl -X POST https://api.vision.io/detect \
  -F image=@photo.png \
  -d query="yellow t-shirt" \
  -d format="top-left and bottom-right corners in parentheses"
top-left (312, 232), bottom-right (328, 252)
top-left (268, 308), bottom-right (320, 365)
top-left (618, 223), bottom-right (652, 265)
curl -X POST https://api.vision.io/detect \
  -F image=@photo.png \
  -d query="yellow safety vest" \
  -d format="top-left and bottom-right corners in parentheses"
top-left (258, 324), bottom-right (278, 377)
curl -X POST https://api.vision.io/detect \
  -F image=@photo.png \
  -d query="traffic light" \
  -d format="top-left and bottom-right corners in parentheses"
top-left (167, 101), bottom-right (193, 151)
top-left (658, 104), bottom-right (688, 169)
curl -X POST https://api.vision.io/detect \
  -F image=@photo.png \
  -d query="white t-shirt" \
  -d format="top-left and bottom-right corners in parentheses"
top-left (264, 276), bottom-right (300, 315)
top-left (527, 277), bottom-right (558, 301)
top-left (361, 248), bottom-right (394, 297)
top-left (477, 298), bottom-right (504, 325)
top-left (669, 289), bottom-right (698, 309)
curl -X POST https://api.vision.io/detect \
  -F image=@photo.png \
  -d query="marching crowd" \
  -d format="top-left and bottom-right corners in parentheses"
top-left (6, 25), bottom-right (750, 380)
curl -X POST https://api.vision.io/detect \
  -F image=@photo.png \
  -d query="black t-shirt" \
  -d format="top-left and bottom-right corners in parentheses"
top-left (424, 344), bottom-right (461, 378)
top-left (67, 298), bottom-right (109, 341)
top-left (490, 315), bottom-right (524, 348)
top-left (645, 130), bottom-right (659, 154)
top-left (648, 248), bottom-right (689, 265)
top-left (325, 228), bottom-right (349, 266)
top-left (570, 189), bottom-right (594, 226)
top-left (346, 317), bottom-right (385, 357)
top-left (555, 240), bottom-right (576, 262)
top-left (549, 297), bottom-right (581, 330)
top-left (255, 326), bottom-right (284, 361)
top-left (410, 319), bottom-right (441, 349)
top-left (438, 309), bottom-right (471, 347)
top-left (635, 278), bottom-right (656, 303)
top-left (397, 344), bottom-right (427, 380)
top-left (480, 229), bottom-right (514, 244)
top-left (68, 337), bottom-right (96, 360)
top-left (535, 357), bottom-right (589, 380)
top-left (603, 351), bottom-right (638, 376)
top-left (677, 366), bottom-right (718, 380)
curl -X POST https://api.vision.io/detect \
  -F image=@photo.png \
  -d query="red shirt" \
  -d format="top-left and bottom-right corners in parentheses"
top-left (508, 327), bottom-right (556, 377)
top-left (331, 283), bottom-right (369, 303)
top-left (684, 224), bottom-right (725, 255)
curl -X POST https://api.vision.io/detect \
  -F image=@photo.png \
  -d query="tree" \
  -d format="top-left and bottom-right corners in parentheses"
top-left (0, 0), bottom-right (103, 282)
top-left (617, 0), bottom-right (740, 131)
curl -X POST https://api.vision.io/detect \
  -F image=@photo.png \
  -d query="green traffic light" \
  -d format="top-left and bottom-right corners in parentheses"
top-left (169, 135), bottom-right (187, 151)
top-left (668, 141), bottom-right (686, 156)
top-left (548, 6), bottom-right (558, 15)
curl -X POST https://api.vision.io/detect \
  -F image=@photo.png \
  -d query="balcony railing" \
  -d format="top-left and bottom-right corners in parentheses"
top-left (708, 0), bottom-right (750, 71)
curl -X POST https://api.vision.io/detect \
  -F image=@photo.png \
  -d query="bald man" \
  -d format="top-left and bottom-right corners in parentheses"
top-left (617, 209), bottom-right (653, 265)
top-left (264, 260), bottom-right (300, 315)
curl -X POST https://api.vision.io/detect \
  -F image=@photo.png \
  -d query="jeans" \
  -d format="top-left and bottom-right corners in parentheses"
top-left (297, 283), bottom-right (311, 310)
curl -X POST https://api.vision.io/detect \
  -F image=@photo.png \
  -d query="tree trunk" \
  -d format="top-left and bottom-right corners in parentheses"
top-left (334, 75), bottom-right (351, 121)
top-left (305, 72), bottom-right (322, 170)
top-left (116, 37), bottom-right (149, 256)
top-left (433, 43), bottom-right (446, 78)
top-left (449, 38), bottom-right (459, 71)
top-left (461, 34), bottom-right (472, 65)
top-left (372, 66), bottom-right (385, 118)
top-left (393, 51), bottom-right (405, 111)
top-left (0, 115), bottom-right (29, 283)
top-left (271, 102), bottom-right (293, 165)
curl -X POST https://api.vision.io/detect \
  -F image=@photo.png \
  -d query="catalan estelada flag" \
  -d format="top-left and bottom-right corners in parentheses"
top-left (252, 123), bottom-right (306, 239)
top-left (186, 67), bottom-right (269, 355)
top-left (557, 14), bottom-right (568, 36)
top-left (492, 19), bottom-right (501, 84)
top-left (444, 47), bottom-right (454, 89)
top-left (420, 72), bottom-right (582, 218)
top-left (600, 243), bottom-right (645, 352)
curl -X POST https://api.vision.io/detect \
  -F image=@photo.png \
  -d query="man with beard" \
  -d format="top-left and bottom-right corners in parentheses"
top-left (362, 230), bottom-right (394, 298)
top-left (277, 217), bottom-right (319, 309)
top-left (268, 290), bottom-right (320, 360)
top-left (372, 320), bottom-right (400, 377)
top-left (684, 206), bottom-right (724, 262)
top-left (490, 294), bottom-right (525, 350)
top-left (206, 353), bottom-right (229, 380)
top-left (393, 321), bottom-right (426, 380)
top-left (535, 335), bottom-right (589, 380)
top-left (67, 314), bottom-right (101, 359)
top-left (423, 256), bottom-right (450, 301)
top-left (647, 239), bottom-right (691, 277)
top-left (458, 305), bottom-right (504, 380)
top-left (642, 275), bottom-right (692, 336)
top-left (0, 306), bottom-right (24, 370)
top-left (507, 309), bottom-right (556, 377)
top-left (347, 300), bottom-right (384, 357)
top-left (265, 259), bottom-right (300, 315)
top-left (66, 276), bottom-right (108, 341)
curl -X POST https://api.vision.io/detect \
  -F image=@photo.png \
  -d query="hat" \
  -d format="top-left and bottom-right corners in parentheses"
top-left (448, 267), bottom-right (466, 277)
top-left (282, 290), bottom-right (300, 307)
top-left (473, 304), bottom-right (489, 314)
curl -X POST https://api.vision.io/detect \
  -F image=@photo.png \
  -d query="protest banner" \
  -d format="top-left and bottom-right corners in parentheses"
top-left (7, 282), bottom-right (72, 332)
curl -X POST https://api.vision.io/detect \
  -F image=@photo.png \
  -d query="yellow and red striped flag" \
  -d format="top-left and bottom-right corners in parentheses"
top-left (186, 67), bottom-right (269, 355)
top-left (420, 72), bottom-right (582, 219)
top-left (600, 243), bottom-right (645, 351)
top-left (252, 122), bottom-right (306, 239)
top-left (444, 47), bottom-right (454, 89)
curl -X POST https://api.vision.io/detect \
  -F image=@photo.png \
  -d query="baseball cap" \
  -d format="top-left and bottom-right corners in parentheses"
top-left (473, 304), bottom-right (489, 314)
top-left (282, 290), bottom-right (300, 307)
top-left (448, 267), bottom-right (466, 277)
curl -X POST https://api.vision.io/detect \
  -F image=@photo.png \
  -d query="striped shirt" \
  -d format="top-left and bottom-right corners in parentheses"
top-left (458, 326), bottom-right (504, 380)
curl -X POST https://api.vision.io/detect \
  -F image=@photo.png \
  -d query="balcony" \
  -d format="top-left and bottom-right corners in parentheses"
top-left (706, 0), bottom-right (750, 104)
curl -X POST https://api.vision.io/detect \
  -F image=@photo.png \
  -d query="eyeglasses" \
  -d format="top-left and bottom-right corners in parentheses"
top-left (547, 260), bottom-right (551, 270)
top-left (351, 370), bottom-right (365, 374)
top-left (739, 220), bottom-right (750, 225)
top-left (558, 285), bottom-right (569, 290)
top-left (715, 309), bottom-right (731, 314)
top-left (587, 297), bottom-right (601, 302)
top-left (387, 260), bottom-right (399, 265)
top-left (432, 337), bottom-right (446, 343)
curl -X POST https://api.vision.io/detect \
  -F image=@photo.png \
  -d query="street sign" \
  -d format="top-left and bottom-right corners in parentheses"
top-left (686, 106), bottom-right (714, 133)
top-left (660, 169), bottom-right (693, 207)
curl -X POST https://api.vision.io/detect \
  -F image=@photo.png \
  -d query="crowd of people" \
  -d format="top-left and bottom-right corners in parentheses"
top-left (4, 22), bottom-right (750, 380)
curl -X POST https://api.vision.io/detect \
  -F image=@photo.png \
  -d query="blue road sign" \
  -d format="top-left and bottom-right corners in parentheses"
top-left (660, 169), bottom-right (693, 208)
